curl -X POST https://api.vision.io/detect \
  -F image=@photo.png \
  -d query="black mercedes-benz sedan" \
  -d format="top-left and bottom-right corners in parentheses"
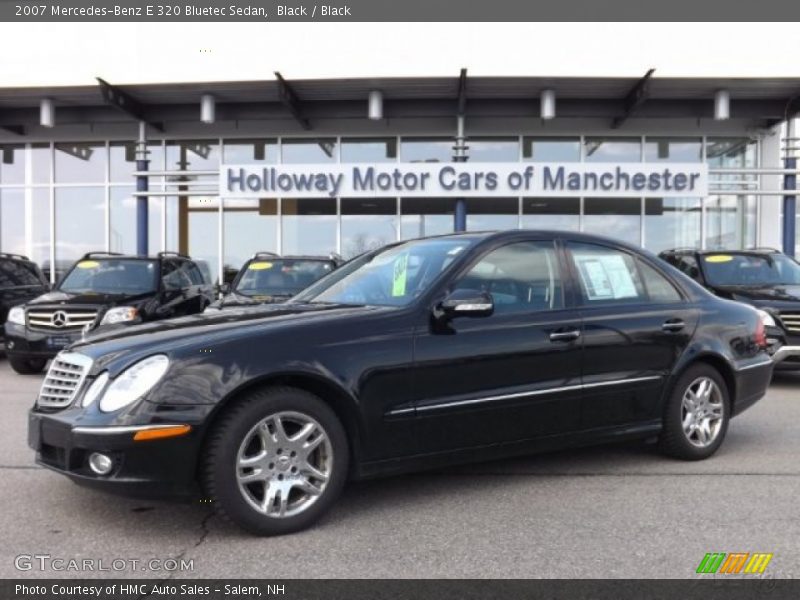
top-left (28, 231), bottom-right (773, 536)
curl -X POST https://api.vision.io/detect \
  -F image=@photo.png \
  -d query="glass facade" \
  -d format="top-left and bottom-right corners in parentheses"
top-left (0, 135), bottom-right (764, 284)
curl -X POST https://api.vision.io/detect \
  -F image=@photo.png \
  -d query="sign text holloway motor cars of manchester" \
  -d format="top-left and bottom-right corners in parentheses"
top-left (221, 162), bottom-right (709, 199)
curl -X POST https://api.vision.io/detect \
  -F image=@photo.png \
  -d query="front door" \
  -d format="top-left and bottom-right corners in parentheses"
top-left (412, 238), bottom-right (583, 454)
top-left (565, 241), bottom-right (699, 429)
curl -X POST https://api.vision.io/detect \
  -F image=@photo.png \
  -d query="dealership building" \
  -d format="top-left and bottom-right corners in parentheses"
top-left (0, 73), bottom-right (798, 283)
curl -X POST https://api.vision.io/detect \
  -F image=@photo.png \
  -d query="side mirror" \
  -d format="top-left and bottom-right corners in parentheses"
top-left (435, 288), bottom-right (494, 320)
top-left (218, 282), bottom-right (230, 295)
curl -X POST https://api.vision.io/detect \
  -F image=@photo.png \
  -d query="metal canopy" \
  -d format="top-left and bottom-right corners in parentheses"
top-left (274, 71), bottom-right (311, 130)
top-left (612, 68), bottom-right (655, 129)
top-left (0, 75), bottom-right (799, 131)
top-left (96, 77), bottom-right (164, 132)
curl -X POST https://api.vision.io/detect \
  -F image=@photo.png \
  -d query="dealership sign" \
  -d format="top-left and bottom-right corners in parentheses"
top-left (221, 162), bottom-right (708, 198)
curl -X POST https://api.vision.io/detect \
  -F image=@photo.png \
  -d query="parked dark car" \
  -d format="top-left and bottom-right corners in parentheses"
top-left (29, 231), bottom-right (772, 535)
top-left (212, 252), bottom-right (341, 308)
top-left (0, 253), bottom-right (49, 342)
top-left (659, 247), bottom-right (800, 368)
top-left (5, 251), bottom-right (214, 374)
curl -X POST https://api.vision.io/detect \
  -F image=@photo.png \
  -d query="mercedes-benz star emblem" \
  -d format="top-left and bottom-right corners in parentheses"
top-left (51, 311), bottom-right (69, 328)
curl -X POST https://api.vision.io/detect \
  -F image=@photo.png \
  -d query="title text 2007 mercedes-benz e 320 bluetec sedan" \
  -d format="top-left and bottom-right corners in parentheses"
top-left (29, 231), bottom-right (773, 535)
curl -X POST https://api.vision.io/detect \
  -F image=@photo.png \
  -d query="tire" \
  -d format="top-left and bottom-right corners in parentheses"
top-left (202, 386), bottom-right (349, 536)
top-left (659, 363), bottom-right (730, 460)
top-left (8, 355), bottom-right (46, 375)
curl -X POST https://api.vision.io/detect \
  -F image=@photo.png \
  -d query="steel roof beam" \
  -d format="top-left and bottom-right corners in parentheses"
top-left (96, 77), bottom-right (163, 132)
top-left (611, 68), bottom-right (655, 129)
top-left (274, 71), bottom-right (311, 131)
top-left (457, 68), bottom-right (468, 116)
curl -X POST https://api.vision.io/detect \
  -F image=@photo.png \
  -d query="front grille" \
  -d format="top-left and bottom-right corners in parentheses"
top-left (779, 311), bottom-right (800, 333)
top-left (36, 352), bottom-right (93, 409)
top-left (27, 308), bottom-right (98, 331)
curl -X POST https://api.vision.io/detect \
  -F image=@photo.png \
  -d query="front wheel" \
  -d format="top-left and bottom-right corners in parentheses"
top-left (203, 386), bottom-right (348, 536)
top-left (8, 355), bottom-right (46, 375)
top-left (659, 364), bottom-right (730, 460)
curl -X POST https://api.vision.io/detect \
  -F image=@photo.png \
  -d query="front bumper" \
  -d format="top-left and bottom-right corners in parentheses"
top-left (28, 405), bottom-right (212, 498)
top-left (4, 323), bottom-right (82, 359)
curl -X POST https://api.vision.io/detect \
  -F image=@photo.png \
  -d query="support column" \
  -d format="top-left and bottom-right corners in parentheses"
top-left (453, 113), bottom-right (467, 232)
top-left (135, 121), bottom-right (149, 256)
top-left (783, 156), bottom-right (796, 257)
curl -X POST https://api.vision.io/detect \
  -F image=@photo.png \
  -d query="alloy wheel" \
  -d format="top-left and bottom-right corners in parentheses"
top-left (236, 411), bottom-right (333, 518)
top-left (681, 377), bottom-right (725, 448)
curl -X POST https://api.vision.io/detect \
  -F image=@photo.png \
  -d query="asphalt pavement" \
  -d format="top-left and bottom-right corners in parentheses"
top-left (1, 355), bottom-right (798, 579)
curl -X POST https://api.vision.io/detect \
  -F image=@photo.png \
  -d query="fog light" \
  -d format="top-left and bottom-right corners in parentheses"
top-left (88, 452), bottom-right (113, 475)
top-left (6, 341), bottom-right (13, 349)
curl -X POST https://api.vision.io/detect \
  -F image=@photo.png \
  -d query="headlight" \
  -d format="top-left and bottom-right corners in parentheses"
top-left (7, 306), bottom-right (25, 325)
top-left (100, 306), bottom-right (138, 326)
top-left (756, 309), bottom-right (776, 328)
top-left (81, 372), bottom-right (109, 407)
top-left (99, 355), bottom-right (169, 413)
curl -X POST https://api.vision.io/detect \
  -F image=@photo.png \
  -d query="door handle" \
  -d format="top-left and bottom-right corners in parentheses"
top-left (662, 319), bottom-right (685, 332)
top-left (549, 329), bottom-right (580, 342)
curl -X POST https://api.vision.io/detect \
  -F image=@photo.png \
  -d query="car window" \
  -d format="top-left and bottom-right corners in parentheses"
top-left (676, 255), bottom-right (701, 281)
top-left (59, 259), bottom-right (158, 295)
top-left (184, 261), bottom-right (206, 286)
top-left (294, 238), bottom-right (472, 307)
top-left (568, 243), bottom-right (646, 304)
top-left (0, 259), bottom-right (44, 287)
top-left (638, 259), bottom-right (683, 303)
top-left (161, 260), bottom-right (189, 290)
top-left (235, 259), bottom-right (336, 297)
top-left (701, 253), bottom-right (800, 286)
top-left (453, 241), bottom-right (563, 314)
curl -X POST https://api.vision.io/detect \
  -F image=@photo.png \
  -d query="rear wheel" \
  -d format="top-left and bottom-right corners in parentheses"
top-left (659, 364), bottom-right (730, 460)
top-left (203, 386), bottom-right (348, 536)
top-left (8, 355), bottom-right (46, 375)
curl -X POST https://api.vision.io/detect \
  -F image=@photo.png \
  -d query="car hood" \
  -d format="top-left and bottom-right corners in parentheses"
top-left (709, 284), bottom-right (800, 305)
top-left (70, 302), bottom-right (392, 363)
top-left (26, 289), bottom-right (154, 307)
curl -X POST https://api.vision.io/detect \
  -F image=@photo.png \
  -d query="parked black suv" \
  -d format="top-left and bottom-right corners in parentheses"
top-left (0, 253), bottom-right (49, 343)
top-left (659, 247), bottom-right (800, 368)
top-left (5, 251), bottom-right (214, 374)
top-left (213, 252), bottom-right (342, 308)
top-left (28, 231), bottom-right (772, 535)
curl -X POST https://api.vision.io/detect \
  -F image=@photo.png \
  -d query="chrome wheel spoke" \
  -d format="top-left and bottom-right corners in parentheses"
top-left (236, 410), bottom-right (333, 519)
top-left (238, 469), bottom-right (265, 484)
top-left (681, 377), bottom-right (724, 448)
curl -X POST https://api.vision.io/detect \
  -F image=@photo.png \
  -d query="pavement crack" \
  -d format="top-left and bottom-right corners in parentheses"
top-left (134, 509), bottom-right (214, 600)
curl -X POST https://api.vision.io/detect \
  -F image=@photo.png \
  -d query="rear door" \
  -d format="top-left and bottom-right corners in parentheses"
top-left (412, 237), bottom-right (584, 453)
top-left (565, 241), bottom-right (699, 429)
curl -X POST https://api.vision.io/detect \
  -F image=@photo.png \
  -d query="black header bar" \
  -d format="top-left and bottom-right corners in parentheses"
top-left (3, 0), bottom-right (800, 21)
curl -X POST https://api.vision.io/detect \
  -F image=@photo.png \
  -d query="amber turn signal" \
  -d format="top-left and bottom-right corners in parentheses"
top-left (133, 425), bottom-right (192, 442)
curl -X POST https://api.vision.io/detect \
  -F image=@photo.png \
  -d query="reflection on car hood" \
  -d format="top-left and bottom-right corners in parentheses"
top-left (216, 292), bottom-right (291, 308)
top-left (71, 302), bottom-right (384, 360)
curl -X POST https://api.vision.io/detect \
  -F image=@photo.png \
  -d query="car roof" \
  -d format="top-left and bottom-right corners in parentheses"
top-left (662, 247), bottom-right (783, 256)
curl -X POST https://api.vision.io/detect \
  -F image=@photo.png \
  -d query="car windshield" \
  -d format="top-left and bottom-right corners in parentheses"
top-left (235, 259), bottom-right (335, 297)
top-left (0, 260), bottom-right (43, 287)
top-left (292, 238), bottom-right (472, 307)
top-left (701, 253), bottom-right (800, 287)
top-left (59, 259), bottom-right (158, 295)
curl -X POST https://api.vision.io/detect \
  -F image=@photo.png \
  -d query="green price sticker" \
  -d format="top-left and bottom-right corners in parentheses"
top-left (392, 254), bottom-right (409, 297)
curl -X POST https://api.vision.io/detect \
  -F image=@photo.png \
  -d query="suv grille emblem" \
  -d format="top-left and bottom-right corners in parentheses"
top-left (51, 310), bottom-right (69, 328)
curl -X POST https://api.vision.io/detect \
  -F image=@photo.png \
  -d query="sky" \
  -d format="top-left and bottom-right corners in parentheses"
top-left (0, 22), bottom-right (799, 86)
